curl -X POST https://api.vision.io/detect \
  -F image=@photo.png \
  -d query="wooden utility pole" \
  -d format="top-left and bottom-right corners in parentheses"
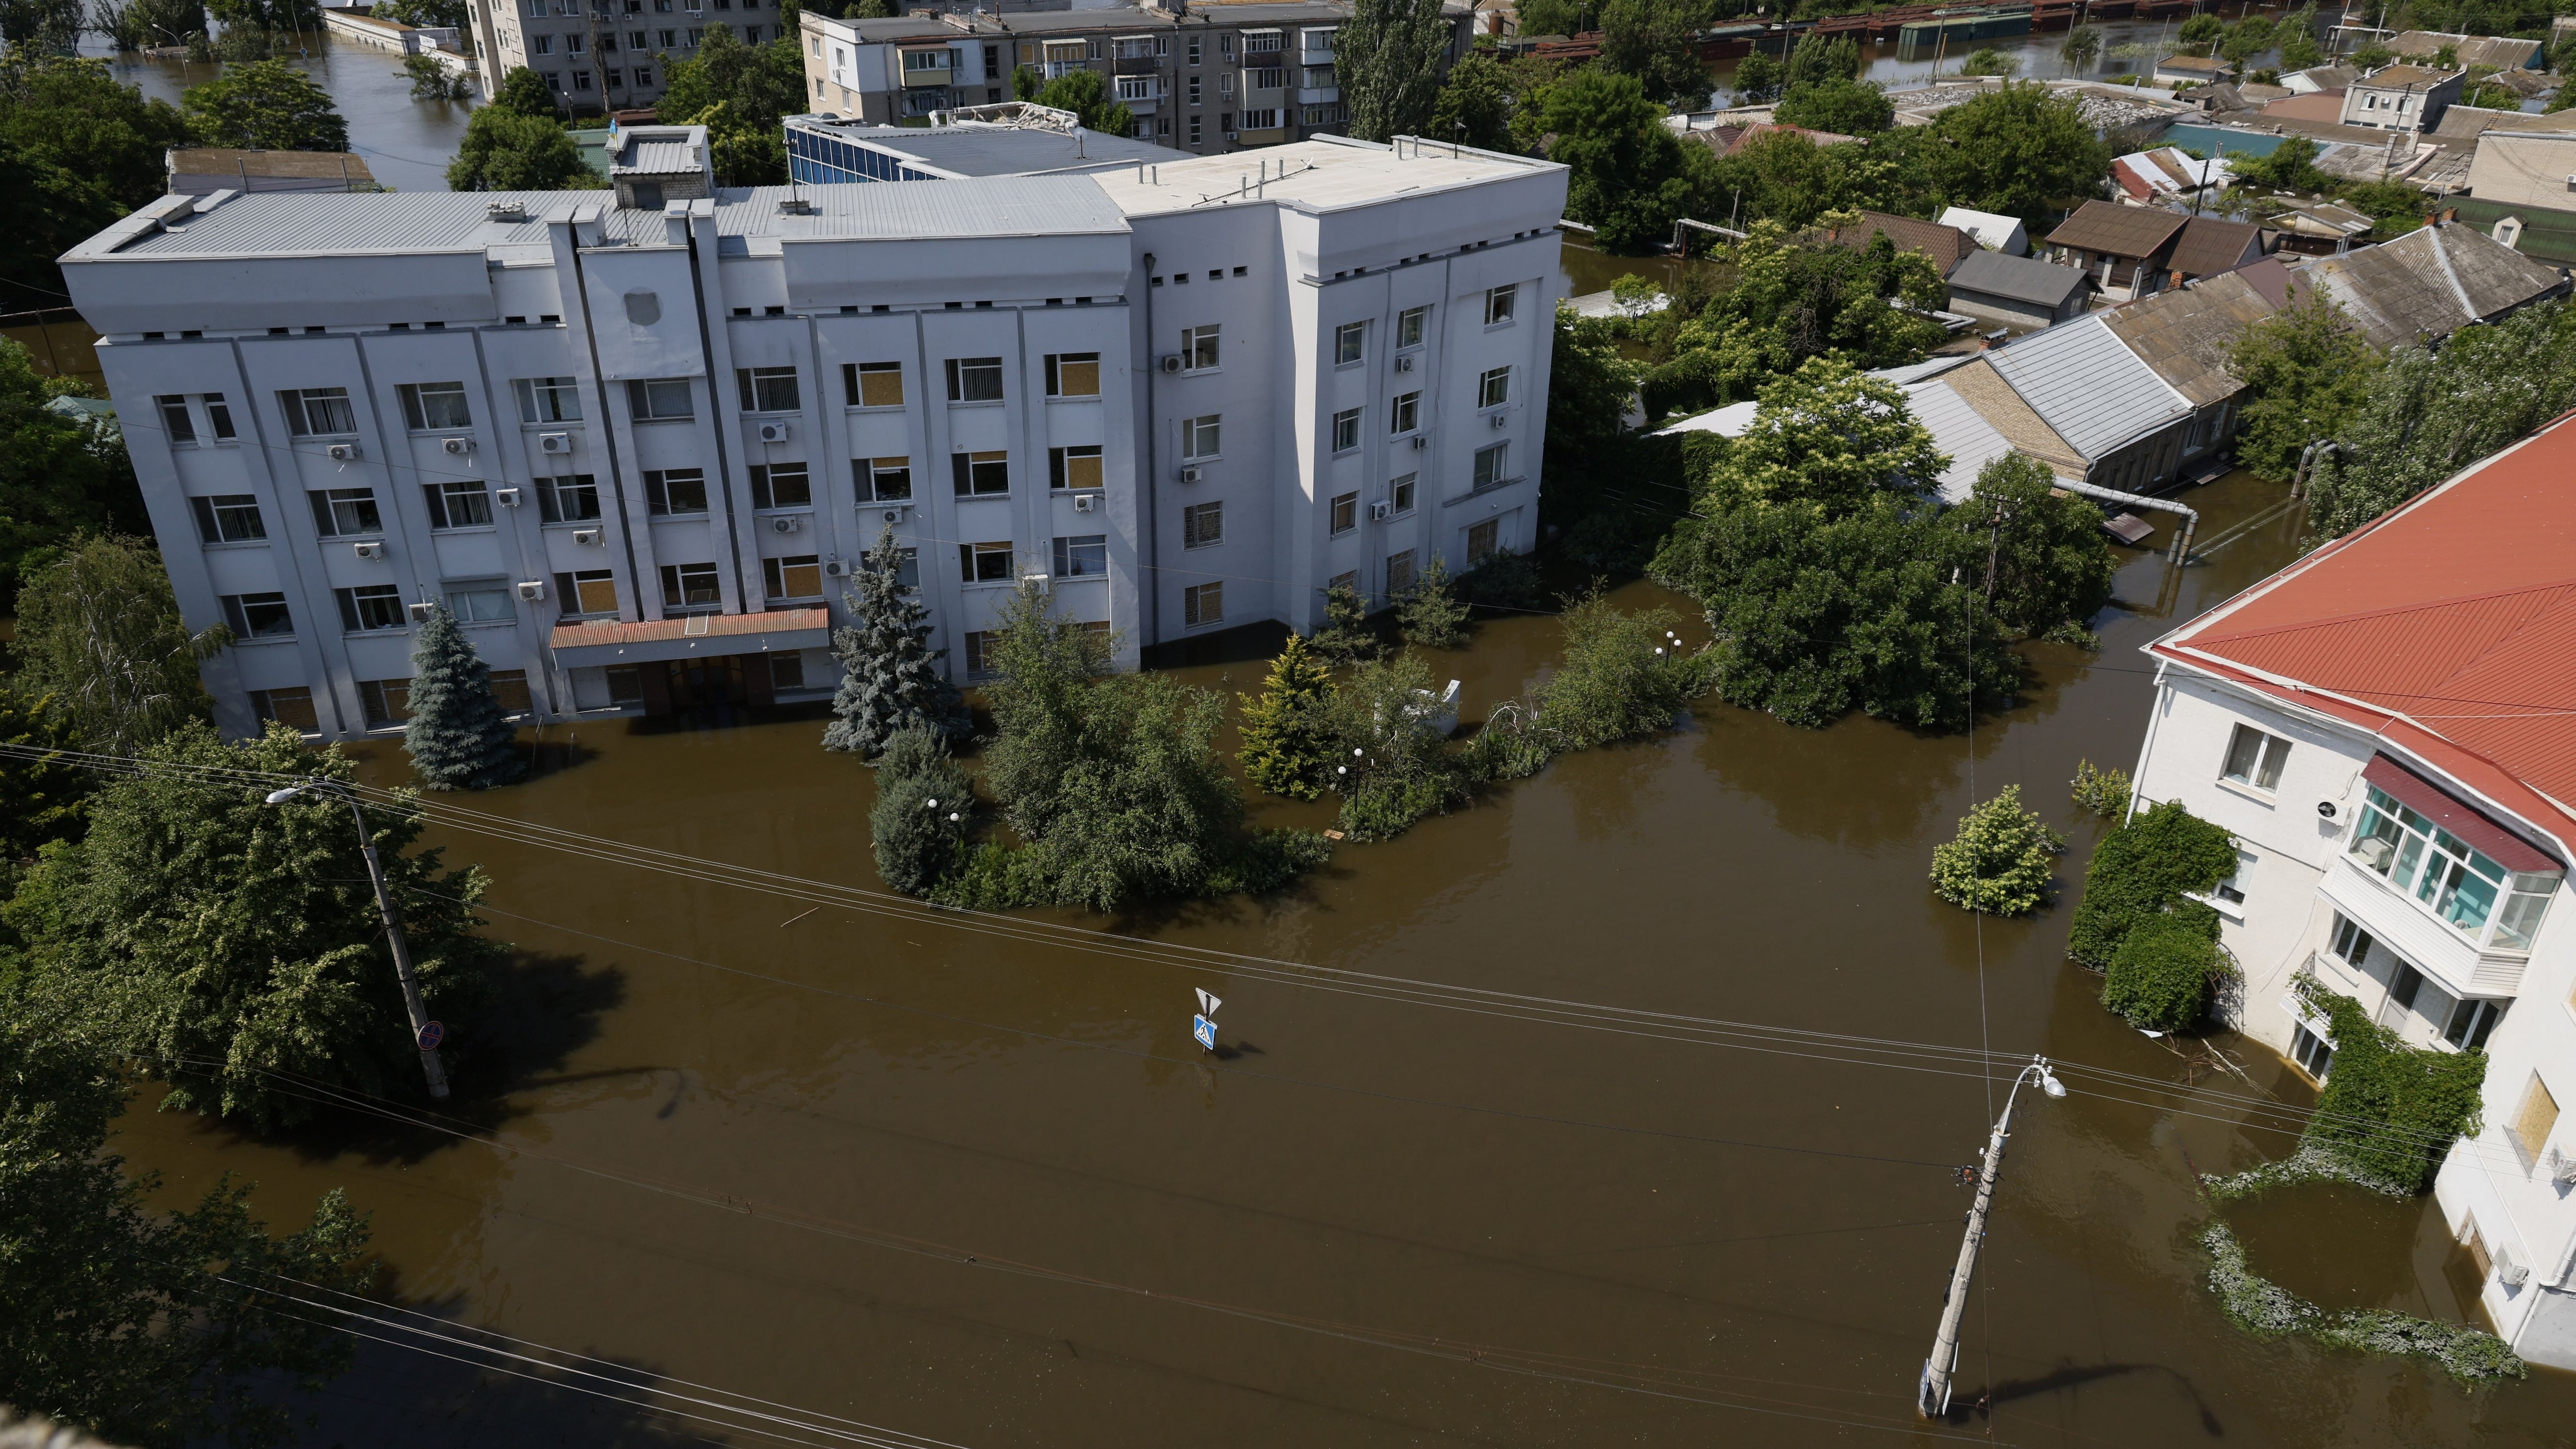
top-left (1919, 1056), bottom-right (2061, 1419)
top-left (268, 781), bottom-right (450, 1099)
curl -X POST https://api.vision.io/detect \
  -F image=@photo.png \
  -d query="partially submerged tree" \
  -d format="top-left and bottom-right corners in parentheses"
top-left (1309, 581), bottom-right (1381, 666)
top-left (2227, 290), bottom-right (2379, 484)
top-left (1236, 632), bottom-right (1335, 800)
top-left (1396, 556), bottom-right (1471, 649)
top-left (180, 58), bottom-right (347, 151)
top-left (868, 721), bottom-right (973, 895)
top-left (447, 107), bottom-right (599, 191)
top-left (402, 603), bottom-right (524, 791)
top-left (12, 535), bottom-right (227, 755)
top-left (824, 524), bottom-right (968, 756)
top-left (2064, 799), bottom-right (2238, 967)
top-left (1930, 785), bottom-right (2064, 916)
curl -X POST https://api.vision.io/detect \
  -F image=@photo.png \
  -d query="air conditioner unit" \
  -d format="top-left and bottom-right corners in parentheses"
top-left (1225, 131), bottom-right (1239, 142)
top-left (1393, 354), bottom-right (1415, 372)
top-left (879, 504), bottom-right (911, 523)
top-left (757, 421), bottom-right (792, 444)
top-left (1177, 465), bottom-right (1203, 483)
top-left (572, 527), bottom-right (603, 545)
top-left (351, 540), bottom-right (385, 559)
top-left (326, 442), bottom-right (361, 462)
top-left (407, 600), bottom-right (437, 622)
top-left (2497, 1242), bottom-right (2531, 1287)
top-left (516, 579), bottom-right (547, 602)
top-left (441, 436), bottom-right (476, 455)
top-left (538, 432), bottom-right (572, 454)
top-left (823, 557), bottom-right (848, 577)
top-left (2548, 1146), bottom-right (2576, 1185)
top-left (1021, 571), bottom-right (1052, 589)
top-left (771, 515), bottom-right (803, 534)
top-left (1410, 435), bottom-right (1429, 450)
top-left (1159, 354), bottom-right (1183, 374)
top-left (1073, 492), bottom-right (1099, 513)
top-left (2356, 836), bottom-right (2395, 871)
top-left (494, 485), bottom-right (521, 507)
top-left (1489, 412), bottom-right (1509, 429)
top-left (1369, 499), bottom-right (1393, 522)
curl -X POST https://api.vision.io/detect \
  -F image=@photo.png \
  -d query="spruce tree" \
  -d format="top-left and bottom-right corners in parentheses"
top-left (1309, 582), bottom-right (1381, 667)
top-left (402, 604), bottom-right (522, 790)
top-left (824, 524), bottom-right (968, 756)
top-left (1236, 632), bottom-right (1333, 800)
top-left (1396, 557), bottom-right (1470, 649)
top-left (869, 721), bottom-right (973, 895)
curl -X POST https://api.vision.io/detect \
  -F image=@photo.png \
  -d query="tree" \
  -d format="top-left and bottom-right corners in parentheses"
top-left (1692, 357), bottom-right (1949, 514)
top-left (1513, 0), bottom-right (1598, 38)
top-left (2070, 758), bottom-right (2130, 819)
top-left (658, 24), bottom-right (805, 183)
top-left (3, 724), bottom-right (503, 1128)
top-left (1324, 652), bottom-right (1470, 839)
top-left (2100, 907), bottom-right (2226, 1029)
top-left (1930, 785), bottom-right (2065, 916)
top-left (12, 536), bottom-right (227, 755)
top-left (1776, 76), bottom-right (1895, 133)
top-left (446, 107), bottom-right (599, 190)
top-left (1699, 125), bottom-right (1935, 232)
top-left (867, 722), bottom-right (972, 895)
top-left (370, 0), bottom-right (465, 25)
top-left (1969, 451), bottom-right (2116, 645)
top-left (2176, 12), bottom-right (2223, 48)
top-left (402, 51), bottom-right (471, 101)
top-left (1924, 82), bottom-right (2111, 225)
top-left (0, 998), bottom-right (375, 1449)
top-left (402, 605), bottom-right (523, 790)
top-left (1428, 50), bottom-right (1517, 151)
top-left (0, 0), bottom-right (82, 47)
top-left (0, 341), bottom-right (150, 610)
top-left (1397, 556), bottom-right (1471, 647)
top-left (1336, 0), bottom-right (1453, 142)
top-left (2060, 22), bottom-right (2103, 75)
top-left (1543, 67), bottom-right (1713, 252)
top-left (2298, 986), bottom-right (2487, 1192)
top-left (180, 59), bottom-right (348, 151)
top-left (1535, 588), bottom-right (1705, 749)
top-left (0, 51), bottom-right (190, 295)
top-left (2064, 799), bottom-right (2238, 967)
top-left (1031, 66), bottom-right (1134, 136)
top-left (2337, 178), bottom-right (2427, 234)
top-left (1598, 0), bottom-right (1708, 108)
top-left (1643, 226), bottom-right (1947, 420)
top-left (2277, 27), bottom-right (2323, 72)
top-left (823, 524), bottom-right (968, 755)
top-left (95, 0), bottom-right (211, 49)
top-left (2349, 41), bottom-right (2392, 69)
top-left (1733, 49), bottom-right (1785, 104)
top-left (1235, 632), bottom-right (1334, 800)
top-left (486, 63), bottom-right (563, 118)
top-left (2227, 289), bottom-right (2379, 483)
top-left (1309, 580), bottom-right (1381, 666)
top-left (1955, 47), bottom-right (2018, 76)
top-left (2231, 132), bottom-right (2331, 192)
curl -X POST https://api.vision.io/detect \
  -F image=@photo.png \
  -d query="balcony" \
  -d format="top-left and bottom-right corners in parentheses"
top-left (1043, 59), bottom-right (1088, 80)
top-left (1241, 65), bottom-right (1287, 96)
top-left (2318, 857), bottom-right (2529, 1001)
top-left (1114, 53), bottom-right (1160, 74)
top-left (1296, 84), bottom-right (1338, 105)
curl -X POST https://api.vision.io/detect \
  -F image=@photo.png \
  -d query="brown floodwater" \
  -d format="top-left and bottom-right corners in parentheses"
top-left (111, 469), bottom-right (2576, 1446)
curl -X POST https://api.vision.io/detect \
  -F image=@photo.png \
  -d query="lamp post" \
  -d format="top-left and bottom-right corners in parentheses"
top-left (265, 779), bottom-right (450, 1100)
top-left (1918, 1054), bottom-right (2065, 1419)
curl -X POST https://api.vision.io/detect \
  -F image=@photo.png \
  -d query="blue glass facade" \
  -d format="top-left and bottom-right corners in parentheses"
top-left (786, 127), bottom-right (944, 184)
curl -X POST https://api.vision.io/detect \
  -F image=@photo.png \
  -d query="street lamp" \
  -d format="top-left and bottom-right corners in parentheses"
top-left (1918, 1054), bottom-right (2063, 1418)
top-left (265, 779), bottom-right (451, 1100)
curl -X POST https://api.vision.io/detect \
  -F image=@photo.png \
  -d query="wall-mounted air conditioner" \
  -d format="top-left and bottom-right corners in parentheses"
top-left (1177, 465), bottom-right (1202, 483)
top-left (1369, 499), bottom-right (1393, 522)
top-left (326, 442), bottom-right (361, 461)
top-left (572, 527), bottom-right (602, 545)
top-left (1159, 354), bottom-right (1183, 374)
top-left (441, 436), bottom-right (476, 455)
top-left (538, 432), bottom-right (572, 453)
top-left (823, 557), bottom-right (848, 577)
top-left (757, 421), bottom-right (792, 444)
top-left (771, 515), bottom-right (803, 533)
top-left (1394, 354), bottom-right (1415, 372)
top-left (1073, 492), bottom-right (1099, 513)
top-left (351, 540), bottom-right (385, 559)
top-left (407, 600), bottom-right (437, 622)
top-left (516, 580), bottom-right (547, 602)
top-left (879, 504), bottom-right (911, 523)
top-left (1490, 412), bottom-right (1510, 429)
top-left (494, 486), bottom-right (521, 507)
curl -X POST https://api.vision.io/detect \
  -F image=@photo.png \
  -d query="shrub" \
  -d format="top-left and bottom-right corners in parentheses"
top-left (2203, 1219), bottom-right (2522, 1382)
top-left (2298, 984), bottom-right (2486, 1193)
top-left (868, 723), bottom-right (973, 896)
top-left (1461, 697), bottom-right (1561, 784)
top-left (1929, 785), bottom-right (2065, 916)
top-left (2100, 906), bottom-right (2226, 1029)
top-left (1325, 654), bottom-right (1471, 841)
top-left (1236, 632), bottom-right (1335, 800)
top-left (2066, 799), bottom-right (2238, 966)
top-left (1534, 589), bottom-right (1709, 749)
top-left (2070, 759), bottom-right (2131, 819)
top-left (1460, 549), bottom-right (1545, 611)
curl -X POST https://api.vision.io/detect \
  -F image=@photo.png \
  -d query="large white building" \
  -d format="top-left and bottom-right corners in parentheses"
top-left (2129, 412), bottom-right (2576, 1369)
top-left (60, 126), bottom-right (1565, 736)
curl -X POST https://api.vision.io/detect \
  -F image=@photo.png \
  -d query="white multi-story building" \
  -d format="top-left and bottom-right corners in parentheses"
top-left (2129, 412), bottom-right (2576, 1369)
top-left (463, 0), bottom-right (794, 114)
top-left (60, 126), bottom-right (1565, 736)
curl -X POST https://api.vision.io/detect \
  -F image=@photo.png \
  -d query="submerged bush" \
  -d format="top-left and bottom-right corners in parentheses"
top-left (2070, 758), bottom-right (2131, 819)
top-left (2100, 906), bottom-right (2228, 1030)
top-left (869, 723), bottom-right (974, 896)
top-left (2066, 800), bottom-right (2238, 966)
top-left (1929, 785), bottom-right (2064, 916)
top-left (1535, 589), bottom-right (1711, 749)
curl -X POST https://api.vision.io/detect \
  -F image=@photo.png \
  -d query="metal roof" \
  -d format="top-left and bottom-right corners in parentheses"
top-left (107, 190), bottom-right (569, 258)
top-left (1984, 314), bottom-right (2192, 459)
top-left (1935, 360), bottom-right (2086, 476)
top-left (612, 127), bottom-right (707, 177)
top-left (2301, 223), bottom-right (2571, 350)
top-left (1653, 356), bottom-right (2001, 502)
top-left (1936, 206), bottom-right (2027, 255)
top-left (714, 175), bottom-right (1130, 240)
top-left (1946, 250), bottom-right (2089, 308)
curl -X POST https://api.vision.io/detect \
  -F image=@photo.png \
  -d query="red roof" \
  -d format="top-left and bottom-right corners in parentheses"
top-left (2151, 411), bottom-right (2576, 849)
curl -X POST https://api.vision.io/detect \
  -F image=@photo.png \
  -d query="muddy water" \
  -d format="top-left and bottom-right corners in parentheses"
top-left (113, 469), bottom-right (2576, 1446)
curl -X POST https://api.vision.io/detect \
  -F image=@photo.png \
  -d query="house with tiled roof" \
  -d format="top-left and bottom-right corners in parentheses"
top-left (2043, 200), bottom-right (2189, 300)
top-left (2130, 409), bottom-right (2576, 1373)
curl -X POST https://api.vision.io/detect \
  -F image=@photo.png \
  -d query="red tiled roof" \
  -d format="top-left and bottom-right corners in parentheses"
top-left (549, 607), bottom-right (829, 650)
top-left (2151, 411), bottom-right (2576, 846)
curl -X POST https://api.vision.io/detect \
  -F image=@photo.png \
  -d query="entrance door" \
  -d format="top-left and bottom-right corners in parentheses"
top-left (663, 655), bottom-right (747, 710)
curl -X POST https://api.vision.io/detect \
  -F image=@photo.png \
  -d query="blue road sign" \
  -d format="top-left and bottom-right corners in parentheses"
top-left (417, 1021), bottom-right (446, 1051)
top-left (1192, 1014), bottom-right (1217, 1051)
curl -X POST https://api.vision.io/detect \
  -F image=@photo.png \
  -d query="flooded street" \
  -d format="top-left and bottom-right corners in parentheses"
top-left (103, 468), bottom-right (2576, 1446)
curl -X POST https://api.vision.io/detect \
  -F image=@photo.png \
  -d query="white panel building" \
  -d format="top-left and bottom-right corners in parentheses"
top-left (60, 128), bottom-right (1565, 737)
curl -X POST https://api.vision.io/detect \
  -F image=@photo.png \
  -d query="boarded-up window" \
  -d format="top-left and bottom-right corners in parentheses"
top-left (2513, 1076), bottom-right (2560, 1158)
top-left (844, 362), bottom-right (903, 408)
top-left (251, 687), bottom-right (320, 734)
top-left (360, 678), bottom-right (412, 727)
top-left (488, 669), bottom-right (534, 717)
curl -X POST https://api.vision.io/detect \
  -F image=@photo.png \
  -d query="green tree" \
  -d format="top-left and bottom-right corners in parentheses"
top-left (0, 998), bottom-right (375, 1448)
top-left (1732, 48), bottom-right (1785, 103)
top-left (180, 58), bottom-right (347, 151)
top-left (1970, 450), bottom-right (2116, 645)
top-left (0, 342), bottom-right (151, 609)
top-left (1336, 0), bottom-right (1451, 142)
top-left (402, 50), bottom-right (471, 101)
top-left (1545, 67), bottom-right (1713, 251)
top-left (2064, 798), bottom-right (2238, 967)
top-left (1513, 0), bottom-right (1599, 38)
top-left (96, 0), bottom-right (210, 49)
top-left (1930, 785), bottom-right (2065, 916)
top-left (1693, 357), bottom-right (1949, 514)
top-left (2070, 758), bottom-right (2130, 819)
top-left (1397, 556), bottom-right (1472, 647)
top-left (1428, 50), bottom-right (1517, 150)
top-left (2277, 27), bottom-right (2323, 71)
top-left (1032, 65), bottom-right (1134, 137)
top-left (2232, 132), bottom-right (2331, 192)
top-left (1325, 652), bottom-right (1471, 840)
top-left (1641, 225), bottom-right (1945, 419)
top-left (2227, 289), bottom-right (2379, 483)
top-left (1310, 580), bottom-right (1381, 666)
top-left (446, 106), bottom-right (599, 190)
top-left (1773, 77), bottom-right (1894, 131)
top-left (867, 721), bottom-right (972, 895)
top-left (12, 536), bottom-right (227, 755)
top-left (2100, 907), bottom-right (2226, 1029)
top-left (2060, 22), bottom-right (2103, 74)
top-left (2349, 41), bottom-right (2392, 69)
top-left (1535, 588), bottom-right (1706, 749)
top-left (1783, 31), bottom-right (1860, 89)
top-left (1236, 632), bottom-right (1334, 800)
top-left (2177, 12), bottom-right (2223, 48)
top-left (1924, 82), bottom-right (2110, 225)
top-left (370, 0), bottom-right (464, 25)
top-left (487, 63), bottom-right (563, 118)
top-left (1955, 47), bottom-right (2018, 76)
top-left (4, 724), bottom-right (502, 1128)
top-left (0, 51), bottom-right (191, 295)
top-left (2337, 178), bottom-right (2427, 234)
top-left (825, 524), bottom-right (968, 756)
top-left (658, 24), bottom-right (804, 182)
top-left (1598, 0), bottom-right (1708, 107)
top-left (0, 0), bottom-right (83, 47)
top-left (402, 604), bottom-right (524, 791)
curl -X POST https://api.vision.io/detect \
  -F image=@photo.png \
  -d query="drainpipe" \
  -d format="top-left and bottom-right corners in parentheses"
top-left (2053, 474), bottom-right (2200, 561)
top-left (1140, 249), bottom-right (1160, 652)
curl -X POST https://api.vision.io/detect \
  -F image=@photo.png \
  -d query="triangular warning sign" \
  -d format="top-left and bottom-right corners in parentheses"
top-left (1196, 988), bottom-right (1221, 1016)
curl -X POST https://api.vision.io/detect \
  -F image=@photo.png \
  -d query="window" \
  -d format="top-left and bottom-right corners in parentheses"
top-left (749, 463), bottom-right (811, 510)
top-left (1478, 366), bottom-right (1511, 410)
top-left (2348, 784), bottom-right (2559, 951)
top-left (556, 568), bottom-right (619, 616)
top-left (844, 363), bottom-right (903, 408)
top-left (1467, 517), bottom-right (1500, 566)
top-left (1049, 445), bottom-right (1103, 490)
top-left (204, 394), bottom-right (235, 439)
top-left (336, 584), bottom-right (406, 632)
top-left (1187, 35), bottom-right (1200, 63)
top-left (1390, 391), bottom-right (1420, 434)
top-left (1183, 324), bottom-right (1219, 371)
top-left (1391, 472), bottom-right (1416, 514)
top-left (944, 357), bottom-right (1004, 402)
top-left (515, 376), bottom-right (583, 423)
top-left (359, 678), bottom-right (413, 727)
top-left (658, 561), bottom-right (721, 610)
top-left (1330, 490), bottom-right (1358, 535)
top-left (1190, 115), bottom-right (1202, 145)
top-left (1238, 107), bottom-right (1280, 129)
top-left (762, 554), bottom-right (823, 600)
top-left (1053, 534), bottom-right (1108, 578)
top-left (2221, 724), bottom-right (2290, 792)
top-left (1303, 64), bottom-right (1334, 87)
top-left (2445, 997), bottom-right (2503, 1052)
top-left (1247, 66), bottom-right (1285, 89)
top-left (2511, 1075), bottom-right (2560, 1158)
top-left (250, 687), bottom-right (319, 734)
top-left (1181, 414), bottom-right (1222, 459)
top-left (281, 387), bottom-right (357, 436)
top-left (418, 480), bottom-right (492, 530)
top-left (489, 669), bottom-right (533, 715)
top-left (626, 378), bottom-right (694, 421)
top-left (1334, 321), bottom-right (1364, 365)
top-left (951, 451), bottom-right (1010, 496)
top-left (1189, 74), bottom-right (1202, 103)
top-left (633, 64), bottom-right (651, 84)
top-left (963, 630), bottom-right (1000, 677)
top-left (1386, 548), bottom-right (1416, 595)
top-left (537, 473), bottom-right (601, 523)
top-left (2212, 848), bottom-right (2253, 907)
top-left (1183, 581), bottom-right (1223, 627)
top-left (1484, 283), bottom-right (1518, 326)
top-left (735, 366), bottom-right (800, 414)
top-left (445, 582), bottom-right (515, 623)
top-left (2329, 913), bottom-right (2375, 969)
top-left (902, 46), bottom-right (947, 72)
top-left (644, 468), bottom-right (708, 516)
top-left (2290, 1020), bottom-right (2333, 1080)
top-left (158, 394), bottom-right (196, 444)
top-left (859, 457), bottom-right (912, 501)
top-left (190, 494), bottom-right (267, 543)
top-left (310, 487), bottom-right (382, 537)
top-left (1397, 304), bottom-right (1429, 349)
top-left (1045, 352), bottom-right (1100, 397)
top-left (1472, 441), bottom-right (1509, 488)
top-left (1182, 500), bottom-right (1222, 549)
top-left (960, 541), bottom-right (1014, 583)
top-left (398, 381), bottom-right (473, 431)
top-left (534, 32), bottom-right (553, 53)
top-left (1331, 407), bottom-right (1361, 452)
top-left (220, 592), bottom-right (294, 639)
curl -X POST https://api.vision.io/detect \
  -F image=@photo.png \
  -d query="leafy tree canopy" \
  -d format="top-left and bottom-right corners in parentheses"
top-left (0, 345), bottom-right (151, 610)
top-left (1031, 65), bottom-right (1134, 137)
top-left (1701, 127), bottom-right (1935, 232)
top-left (487, 63), bottom-right (562, 118)
top-left (1598, 0), bottom-right (1709, 108)
top-left (1543, 66), bottom-right (1715, 252)
top-left (659, 24), bottom-right (804, 182)
top-left (0, 49), bottom-right (191, 295)
top-left (1772, 77), bottom-right (1894, 133)
top-left (1970, 450), bottom-right (2116, 646)
top-left (1639, 223), bottom-right (1946, 419)
top-left (1337, 0), bottom-right (1452, 141)
top-left (180, 58), bottom-right (348, 151)
top-left (2226, 288), bottom-right (2380, 484)
top-left (1930, 785), bottom-right (2064, 916)
top-left (1236, 632), bottom-right (1335, 800)
top-left (2064, 799), bottom-right (2237, 967)
top-left (1923, 82), bottom-right (2111, 224)
top-left (11, 535), bottom-right (224, 754)
top-left (1694, 356), bottom-right (1948, 514)
top-left (1427, 50), bottom-right (1517, 150)
top-left (447, 105), bottom-right (602, 190)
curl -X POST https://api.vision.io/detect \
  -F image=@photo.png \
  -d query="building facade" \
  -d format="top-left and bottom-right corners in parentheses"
top-left (2337, 63), bottom-right (2465, 133)
top-left (2128, 413), bottom-right (2576, 1370)
top-left (60, 128), bottom-right (1564, 738)
top-left (464, 0), bottom-right (795, 113)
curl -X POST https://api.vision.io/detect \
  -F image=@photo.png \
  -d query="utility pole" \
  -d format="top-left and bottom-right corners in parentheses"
top-left (267, 780), bottom-right (451, 1099)
top-left (1919, 1055), bottom-right (2063, 1420)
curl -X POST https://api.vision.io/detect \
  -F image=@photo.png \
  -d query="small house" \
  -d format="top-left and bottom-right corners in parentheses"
top-left (2153, 54), bottom-right (2235, 88)
top-left (1945, 249), bottom-right (2092, 329)
top-left (2165, 216), bottom-right (2267, 283)
top-left (2338, 64), bottom-right (2466, 134)
top-left (2045, 200), bottom-right (2190, 300)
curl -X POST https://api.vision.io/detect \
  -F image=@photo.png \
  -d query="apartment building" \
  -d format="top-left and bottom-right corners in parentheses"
top-left (463, 0), bottom-right (792, 112)
top-left (58, 126), bottom-right (1565, 737)
top-left (2129, 412), bottom-right (2576, 1369)
top-left (796, 0), bottom-right (1475, 154)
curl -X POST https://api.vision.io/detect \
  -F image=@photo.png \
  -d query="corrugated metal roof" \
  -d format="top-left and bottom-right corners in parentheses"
top-left (1947, 250), bottom-right (2089, 307)
top-left (2301, 223), bottom-right (2568, 351)
top-left (1984, 314), bottom-right (2191, 459)
top-left (621, 139), bottom-right (702, 174)
top-left (715, 175), bottom-right (1129, 239)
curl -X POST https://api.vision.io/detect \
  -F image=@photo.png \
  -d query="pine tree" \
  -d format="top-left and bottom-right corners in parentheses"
top-left (1236, 632), bottom-right (1334, 800)
top-left (824, 524), bottom-right (969, 756)
top-left (1396, 556), bottom-right (1470, 649)
top-left (402, 604), bottom-right (522, 790)
top-left (1309, 582), bottom-right (1381, 667)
